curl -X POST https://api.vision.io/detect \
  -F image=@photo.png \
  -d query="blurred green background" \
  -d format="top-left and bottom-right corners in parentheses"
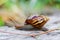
top-left (0, 0), bottom-right (60, 10)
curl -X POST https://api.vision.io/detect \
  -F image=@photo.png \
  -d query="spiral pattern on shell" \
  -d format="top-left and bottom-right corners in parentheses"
top-left (25, 15), bottom-right (49, 29)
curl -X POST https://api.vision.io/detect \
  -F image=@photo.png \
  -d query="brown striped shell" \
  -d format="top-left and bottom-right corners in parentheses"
top-left (25, 15), bottom-right (49, 29)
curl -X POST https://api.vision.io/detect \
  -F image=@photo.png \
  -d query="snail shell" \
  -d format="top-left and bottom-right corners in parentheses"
top-left (25, 15), bottom-right (49, 29)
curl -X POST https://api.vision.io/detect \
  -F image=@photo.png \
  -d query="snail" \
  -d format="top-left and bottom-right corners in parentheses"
top-left (15, 15), bottom-right (49, 31)
top-left (25, 15), bottom-right (49, 30)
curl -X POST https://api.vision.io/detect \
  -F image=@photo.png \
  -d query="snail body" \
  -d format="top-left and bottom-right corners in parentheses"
top-left (15, 15), bottom-right (49, 30)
